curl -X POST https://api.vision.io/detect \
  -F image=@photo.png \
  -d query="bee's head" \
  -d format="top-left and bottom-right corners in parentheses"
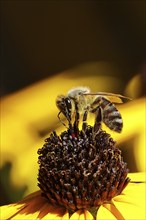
top-left (56, 95), bottom-right (72, 121)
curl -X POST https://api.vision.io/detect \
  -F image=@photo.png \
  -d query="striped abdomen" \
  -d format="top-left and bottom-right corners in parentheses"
top-left (99, 97), bottom-right (123, 133)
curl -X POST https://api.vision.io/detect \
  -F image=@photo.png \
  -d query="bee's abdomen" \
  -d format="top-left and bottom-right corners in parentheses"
top-left (100, 98), bottom-right (123, 133)
top-left (105, 112), bottom-right (123, 132)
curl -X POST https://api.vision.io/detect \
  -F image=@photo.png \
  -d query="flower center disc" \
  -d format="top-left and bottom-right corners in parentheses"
top-left (38, 126), bottom-right (130, 211)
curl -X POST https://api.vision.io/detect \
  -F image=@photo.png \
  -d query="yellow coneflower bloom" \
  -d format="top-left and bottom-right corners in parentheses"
top-left (1, 118), bottom-right (145, 219)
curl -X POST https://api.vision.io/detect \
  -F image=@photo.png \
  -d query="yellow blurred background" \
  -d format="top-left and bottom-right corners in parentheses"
top-left (0, 1), bottom-right (145, 206)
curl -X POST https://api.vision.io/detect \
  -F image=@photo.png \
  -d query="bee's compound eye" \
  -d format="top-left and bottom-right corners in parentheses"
top-left (65, 97), bottom-right (71, 109)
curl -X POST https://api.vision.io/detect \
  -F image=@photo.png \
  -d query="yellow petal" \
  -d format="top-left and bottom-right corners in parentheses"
top-left (128, 172), bottom-right (146, 182)
top-left (69, 210), bottom-right (82, 220)
top-left (97, 205), bottom-right (117, 220)
top-left (69, 209), bottom-right (94, 220)
top-left (61, 210), bottom-right (69, 220)
top-left (120, 182), bottom-right (145, 203)
top-left (11, 211), bottom-right (40, 220)
top-left (112, 199), bottom-right (145, 220)
top-left (78, 212), bottom-right (86, 220)
top-left (40, 212), bottom-right (61, 220)
top-left (0, 191), bottom-right (67, 220)
top-left (0, 203), bottom-right (25, 219)
top-left (38, 203), bottom-right (67, 220)
top-left (112, 183), bottom-right (146, 220)
top-left (84, 210), bottom-right (94, 220)
top-left (97, 181), bottom-right (146, 220)
top-left (23, 195), bottom-right (65, 220)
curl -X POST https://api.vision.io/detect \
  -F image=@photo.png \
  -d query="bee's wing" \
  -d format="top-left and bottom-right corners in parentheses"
top-left (83, 92), bottom-right (131, 103)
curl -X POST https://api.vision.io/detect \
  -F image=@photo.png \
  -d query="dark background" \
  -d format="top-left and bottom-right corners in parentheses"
top-left (1, 0), bottom-right (145, 96)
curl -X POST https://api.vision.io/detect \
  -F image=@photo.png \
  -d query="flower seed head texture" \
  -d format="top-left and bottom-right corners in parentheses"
top-left (38, 126), bottom-right (130, 211)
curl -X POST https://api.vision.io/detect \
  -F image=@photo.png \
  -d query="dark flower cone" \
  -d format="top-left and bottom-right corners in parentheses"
top-left (38, 126), bottom-right (130, 211)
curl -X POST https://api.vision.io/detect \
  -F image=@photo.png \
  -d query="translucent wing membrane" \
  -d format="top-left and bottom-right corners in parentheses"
top-left (84, 92), bottom-right (131, 104)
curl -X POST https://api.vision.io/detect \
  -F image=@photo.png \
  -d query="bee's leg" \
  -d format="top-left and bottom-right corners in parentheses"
top-left (93, 106), bottom-right (102, 136)
top-left (57, 111), bottom-right (68, 128)
top-left (82, 109), bottom-right (88, 132)
top-left (90, 97), bottom-right (102, 136)
top-left (73, 101), bottom-right (80, 135)
top-left (58, 111), bottom-right (73, 133)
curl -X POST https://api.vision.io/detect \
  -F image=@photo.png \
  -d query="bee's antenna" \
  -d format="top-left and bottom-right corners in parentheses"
top-left (58, 111), bottom-right (68, 129)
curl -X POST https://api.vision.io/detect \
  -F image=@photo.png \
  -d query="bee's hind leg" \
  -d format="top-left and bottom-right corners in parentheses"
top-left (82, 109), bottom-right (88, 132)
top-left (73, 102), bottom-right (80, 135)
top-left (92, 106), bottom-right (102, 137)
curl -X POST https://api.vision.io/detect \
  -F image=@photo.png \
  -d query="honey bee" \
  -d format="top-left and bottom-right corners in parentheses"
top-left (56, 87), bottom-right (131, 134)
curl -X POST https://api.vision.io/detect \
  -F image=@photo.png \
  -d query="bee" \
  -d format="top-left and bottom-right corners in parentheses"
top-left (56, 87), bottom-right (131, 134)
